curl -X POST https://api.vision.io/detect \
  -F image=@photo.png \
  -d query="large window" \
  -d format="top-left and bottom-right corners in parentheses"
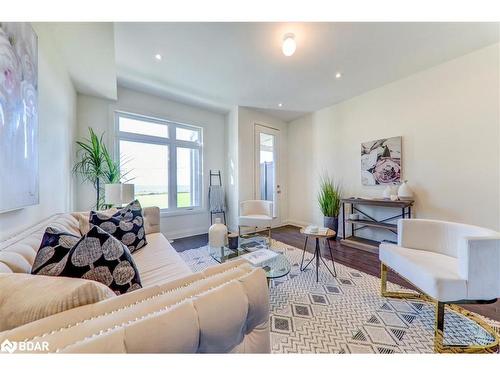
top-left (116, 112), bottom-right (202, 212)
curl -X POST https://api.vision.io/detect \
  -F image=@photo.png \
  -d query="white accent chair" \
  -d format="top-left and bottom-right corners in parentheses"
top-left (238, 200), bottom-right (273, 239)
top-left (379, 219), bottom-right (500, 353)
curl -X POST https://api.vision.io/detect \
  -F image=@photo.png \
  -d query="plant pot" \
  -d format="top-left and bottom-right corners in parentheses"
top-left (323, 216), bottom-right (338, 239)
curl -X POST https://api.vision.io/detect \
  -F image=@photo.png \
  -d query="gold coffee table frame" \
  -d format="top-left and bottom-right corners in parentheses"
top-left (381, 263), bottom-right (499, 353)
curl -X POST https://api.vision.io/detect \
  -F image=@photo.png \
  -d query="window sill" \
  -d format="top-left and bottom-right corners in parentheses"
top-left (160, 208), bottom-right (207, 218)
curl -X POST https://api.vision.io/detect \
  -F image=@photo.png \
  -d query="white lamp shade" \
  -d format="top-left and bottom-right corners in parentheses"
top-left (104, 184), bottom-right (135, 205)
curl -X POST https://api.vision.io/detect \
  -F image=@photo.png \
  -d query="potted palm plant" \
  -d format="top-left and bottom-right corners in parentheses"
top-left (73, 128), bottom-right (129, 210)
top-left (317, 174), bottom-right (342, 239)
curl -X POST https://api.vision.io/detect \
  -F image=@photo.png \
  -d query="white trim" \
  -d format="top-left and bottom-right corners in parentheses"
top-left (284, 219), bottom-right (310, 228)
top-left (166, 222), bottom-right (296, 241)
top-left (164, 226), bottom-right (209, 240)
top-left (160, 208), bottom-right (207, 218)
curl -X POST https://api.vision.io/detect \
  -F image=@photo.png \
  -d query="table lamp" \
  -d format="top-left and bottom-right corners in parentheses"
top-left (104, 183), bottom-right (135, 207)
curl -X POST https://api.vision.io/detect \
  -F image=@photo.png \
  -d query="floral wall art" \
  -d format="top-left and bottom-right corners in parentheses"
top-left (0, 22), bottom-right (38, 212)
top-left (361, 136), bottom-right (401, 185)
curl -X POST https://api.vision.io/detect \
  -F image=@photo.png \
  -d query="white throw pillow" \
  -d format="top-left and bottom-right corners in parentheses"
top-left (0, 273), bottom-right (116, 332)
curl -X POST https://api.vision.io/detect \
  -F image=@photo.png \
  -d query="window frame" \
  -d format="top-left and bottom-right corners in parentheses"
top-left (115, 111), bottom-right (203, 213)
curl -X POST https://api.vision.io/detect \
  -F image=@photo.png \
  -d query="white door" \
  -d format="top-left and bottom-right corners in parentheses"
top-left (254, 124), bottom-right (281, 226)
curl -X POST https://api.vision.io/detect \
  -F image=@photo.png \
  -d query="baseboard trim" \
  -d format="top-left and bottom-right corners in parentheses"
top-left (165, 221), bottom-right (304, 240)
top-left (163, 226), bottom-right (209, 240)
top-left (284, 219), bottom-right (309, 228)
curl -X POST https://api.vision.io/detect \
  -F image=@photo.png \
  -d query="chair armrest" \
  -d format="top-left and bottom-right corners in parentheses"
top-left (458, 236), bottom-right (500, 300)
top-left (0, 260), bottom-right (270, 353)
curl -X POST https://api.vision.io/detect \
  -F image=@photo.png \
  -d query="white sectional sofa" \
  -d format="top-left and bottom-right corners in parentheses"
top-left (0, 208), bottom-right (270, 353)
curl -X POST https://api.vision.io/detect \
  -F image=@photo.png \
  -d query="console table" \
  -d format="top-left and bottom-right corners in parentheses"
top-left (340, 197), bottom-right (414, 253)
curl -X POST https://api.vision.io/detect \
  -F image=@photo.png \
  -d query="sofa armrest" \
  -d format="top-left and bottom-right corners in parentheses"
top-left (143, 206), bottom-right (160, 234)
top-left (0, 259), bottom-right (270, 353)
top-left (458, 236), bottom-right (500, 300)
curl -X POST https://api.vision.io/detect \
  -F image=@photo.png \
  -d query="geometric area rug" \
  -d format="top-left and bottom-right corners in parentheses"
top-left (179, 240), bottom-right (500, 354)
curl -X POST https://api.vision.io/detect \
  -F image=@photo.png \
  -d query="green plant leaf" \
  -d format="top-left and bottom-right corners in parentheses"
top-left (317, 173), bottom-right (342, 217)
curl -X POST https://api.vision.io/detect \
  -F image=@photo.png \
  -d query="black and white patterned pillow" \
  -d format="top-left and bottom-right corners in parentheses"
top-left (32, 226), bottom-right (142, 295)
top-left (31, 227), bottom-right (80, 275)
top-left (89, 200), bottom-right (147, 253)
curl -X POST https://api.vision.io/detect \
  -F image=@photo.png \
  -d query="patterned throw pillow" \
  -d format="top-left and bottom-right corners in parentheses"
top-left (89, 200), bottom-right (147, 253)
top-left (32, 226), bottom-right (142, 295)
top-left (31, 227), bottom-right (80, 275)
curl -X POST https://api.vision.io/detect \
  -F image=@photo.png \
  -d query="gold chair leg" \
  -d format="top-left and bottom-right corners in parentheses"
top-left (380, 263), bottom-right (499, 353)
top-left (380, 263), bottom-right (422, 300)
top-left (434, 301), bottom-right (446, 353)
top-left (434, 302), bottom-right (499, 353)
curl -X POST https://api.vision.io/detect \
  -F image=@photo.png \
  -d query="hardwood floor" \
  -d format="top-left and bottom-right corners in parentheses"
top-left (171, 225), bottom-right (500, 322)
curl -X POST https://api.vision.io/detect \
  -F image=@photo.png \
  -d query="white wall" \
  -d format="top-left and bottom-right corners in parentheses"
top-left (76, 86), bottom-right (226, 239)
top-left (0, 24), bottom-right (77, 240)
top-left (237, 107), bottom-right (289, 227)
top-left (287, 44), bottom-right (500, 238)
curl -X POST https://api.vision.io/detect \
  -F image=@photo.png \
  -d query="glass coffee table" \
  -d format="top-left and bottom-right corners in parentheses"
top-left (209, 245), bottom-right (291, 283)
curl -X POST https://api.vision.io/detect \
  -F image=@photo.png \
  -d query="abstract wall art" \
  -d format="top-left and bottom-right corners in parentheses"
top-left (361, 136), bottom-right (401, 185)
top-left (0, 22), bottom-right (38, 212)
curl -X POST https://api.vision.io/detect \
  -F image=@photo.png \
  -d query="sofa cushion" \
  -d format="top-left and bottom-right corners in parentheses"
top-left (31, 227), bottom-right (80, 275)
top-left (132, 232), bottom-right (192, 287)
top-left (0, 273), bottom-right (115, 332)
top-left (379, 242), bottom-right (467, 301)
top-left (90, 200), bottom-right (147, 253)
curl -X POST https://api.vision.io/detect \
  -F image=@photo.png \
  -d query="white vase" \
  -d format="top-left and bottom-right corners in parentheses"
top-left (208, 218), bottom-right (228, 250)
top-left (398, 180), bottom-right (413, 199)
top-left (382, 185), bottom-right (393, 199)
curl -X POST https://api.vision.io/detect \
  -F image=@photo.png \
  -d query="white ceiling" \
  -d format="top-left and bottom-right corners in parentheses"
top-left (49, 23), bottom-right (499, 121)
top-left (114, 22), bottom-right (499, 121)
top-left (43, 23), bottom-right (117, 100)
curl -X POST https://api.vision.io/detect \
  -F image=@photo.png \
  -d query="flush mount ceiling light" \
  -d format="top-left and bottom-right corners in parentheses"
top-left (282, 33), bottom-right (296, 57)
top-left (154, 53), bottom-right (162, 61)
top-left (278, 103), bottom-right (283, 107)
top-left (335, 72), bottom-right (342, 79)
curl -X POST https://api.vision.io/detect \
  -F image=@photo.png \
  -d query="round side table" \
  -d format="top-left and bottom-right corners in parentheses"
top-left (299, 228), bottom-right (337, 282)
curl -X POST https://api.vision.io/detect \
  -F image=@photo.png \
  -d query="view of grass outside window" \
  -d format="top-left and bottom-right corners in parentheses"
top-left (118, 113), bottom-right (202, 211)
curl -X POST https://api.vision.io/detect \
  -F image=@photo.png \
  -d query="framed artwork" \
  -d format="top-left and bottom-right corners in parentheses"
top-left (0, 22), bottom-right (38, 212)
top-left (361, 136), bottom-right (401, 185)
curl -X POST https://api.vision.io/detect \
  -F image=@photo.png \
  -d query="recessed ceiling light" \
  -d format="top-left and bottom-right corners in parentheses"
top-left (154, 53), bottom-right (162, 61)
top-left (335, 72), bottom-right (342, 79)
top-left (278, 103), bottom-right (283, 107)
top-left (282, 33), bottom-right (296, 57)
